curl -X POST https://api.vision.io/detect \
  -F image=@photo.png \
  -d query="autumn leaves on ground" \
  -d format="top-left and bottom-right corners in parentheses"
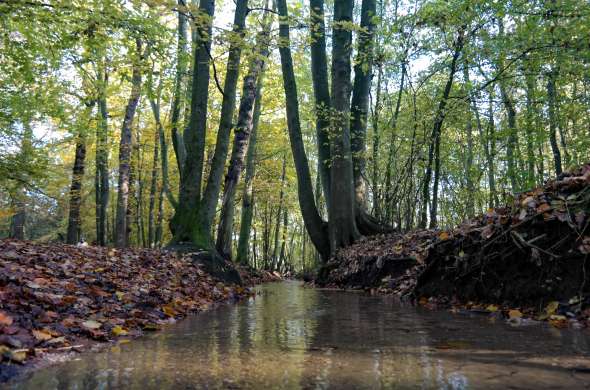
top-left (0, 241), bottom-right (280, 373)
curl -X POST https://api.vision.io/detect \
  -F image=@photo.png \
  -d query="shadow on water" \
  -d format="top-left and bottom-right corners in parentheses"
top-left (9, 281), bottom-right (590, 389)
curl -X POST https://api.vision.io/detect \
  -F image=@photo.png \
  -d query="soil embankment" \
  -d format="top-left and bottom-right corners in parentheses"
top-left (320, 163), bottom-right (590, 325)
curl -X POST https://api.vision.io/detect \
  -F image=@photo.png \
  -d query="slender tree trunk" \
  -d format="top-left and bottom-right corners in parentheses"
top-left (383, 61), bottom-right (406, 223)
top-left (487, 87), bottom-right (499, 207)
top-left (371, 64), bottom-right (382, 218)
top-left (170, 0), bottom-right (189, 177)
top-left (277, 0), bottom-right (330, 260)
top-left (499, 81), bottom-right (518, 191)
top-left (236, 77), bottom-right (264, 264)
top-left (462, 60), bottom-right (475, 217)
top-left (215, 17), bottom-right (272, 259)
top-left (350, 0), bottom-right (376, 207)
top-left (147, 116), bottom-right (160, 248)
top-left (95, 62), bottom-right (109, 246)
top-left (547, 68), bottom-right (562, 175)
top-left (420, 29), bottom-right (464, 229)
top-left (524, 68), bottom-right (537, 188)
top-left (271, 155), bottom-right (287, 268)
top-left (9, 122), bottom-right (32, 240)
top-left (497, 20), bottom-right (518, 191)
top-left (66, 104), bottom-right (94, 244)
top-left (115, 39), bottom-right (143, 248)
top-left (309, 0), bottom-right (332, 207)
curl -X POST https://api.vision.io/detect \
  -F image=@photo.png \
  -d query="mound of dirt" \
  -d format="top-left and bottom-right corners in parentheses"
top-left (320, 163), bottom-right (590, 311)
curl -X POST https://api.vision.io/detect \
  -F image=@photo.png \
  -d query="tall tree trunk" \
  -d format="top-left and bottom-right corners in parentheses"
top-left (524, 67), bottom-right (537, 188)
top-left (9, 121), bottom-right (32, 240)
top-left (271, 155), bottom-right (287, 268)
top-left (328, 0), bottom-right (360, 251)
top-left (66, 103), bottom-right (94, 244)
top-left (115, 39), bottom-right (143, 248)
top-left (95, 62), bottom-right (109, 246)
top-left (420, 29), bottom-right (464, 229)
top-left (487, 87), bottom-right (499, 207)
top-left (197, 0), bottom-right (249, 247)
top-left (147, 115), bottom-right (160, 248)
top-left (236, 77), bottom-right (264, 264)
top-left (499, 82), bottom-right (518, 191)
top-left (350, 0), bottom-right (376, 208)
top-left (170, 0), bottom-right (189, 177)
top-left (462, 59), bottom-right (475, 217)
top-left (170, 0), bottom-right (215, 244)
top-left (371, 64), bottom-right (383, 218)
top-left (547, 68), bottom-right (562, 175)
top-left (215, 17), bottom-right (272, 259)
top-left (497, 20), bottom-right (518, 191)
top-left (383, 61), bottom-right (406, 224)
top-left (309, 0), bottom-right (331, 208)
top-left (277, 0), bottom-right (330, 260)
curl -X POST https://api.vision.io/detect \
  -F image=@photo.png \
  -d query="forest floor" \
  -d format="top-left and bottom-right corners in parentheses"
top-left (0, 240), bottom-right (279, 380)
top-left (320, 163), bottom-right (590, 329)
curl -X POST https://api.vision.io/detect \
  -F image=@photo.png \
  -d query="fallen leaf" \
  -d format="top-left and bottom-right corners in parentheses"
top-left (162, 305), bottom-right (176, 317)
top-left (549, 315), bottom-right (568, 328)
top-left (81, 320), bottom-right (102, 330)
top-left (545, 301), bottom-right (559, 316)
top-left (32, 329), bottom-right (53, 342)
top-left (111, 326), bottom-right (128, 337)
top-left (508, 309), bottom-right (522, 319)
top-left (0, 311), bottom-right (14, 326)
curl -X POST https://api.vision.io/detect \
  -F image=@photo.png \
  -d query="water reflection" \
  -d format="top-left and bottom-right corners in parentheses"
top-left (11, 281), bottom-right (590, 389)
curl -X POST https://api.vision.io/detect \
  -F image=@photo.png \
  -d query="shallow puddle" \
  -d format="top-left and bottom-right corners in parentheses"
top-left (9, 281), bottom-right (590, 389)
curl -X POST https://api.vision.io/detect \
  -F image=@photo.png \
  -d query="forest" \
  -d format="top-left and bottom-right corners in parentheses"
top-left (1, 0), bottom-right (589, 274)
top-left (2, 0), bottom-right (590, 385)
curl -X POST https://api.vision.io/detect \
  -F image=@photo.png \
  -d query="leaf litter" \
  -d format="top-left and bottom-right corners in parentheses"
top-left (0, 242), bottom-right (257, 367)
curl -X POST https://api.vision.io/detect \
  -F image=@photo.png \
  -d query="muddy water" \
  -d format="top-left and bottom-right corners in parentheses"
top-left (10, 281), bottom-right (590, 389)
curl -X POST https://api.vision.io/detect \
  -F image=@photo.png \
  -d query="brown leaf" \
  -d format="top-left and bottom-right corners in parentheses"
top-left (0, 311), bottom-right (14, 326)
top-left (32, 329), bottom-right (53, 342)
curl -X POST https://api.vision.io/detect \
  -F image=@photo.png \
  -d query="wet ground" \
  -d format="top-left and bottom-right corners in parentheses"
top-left (8, 281), bottom-right (590, 389)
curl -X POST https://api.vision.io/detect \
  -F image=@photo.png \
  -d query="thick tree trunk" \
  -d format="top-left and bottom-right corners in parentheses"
top-left (115, 40), bottom-right (143, 248)
top-left (236, 76), bottom-right (263, 264)
top-left (215, 18), bottom-right (272, 259)
top-left (328, 0), bottom-right (360, 251)
top-left (309, 0), bottom-right (331, 208)
top-left (197, 0), bottom-right (248, 248)
top-left (171, 0), bottom-right (215, 244)
top-left (277, 0), bottom-right (330, 261)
